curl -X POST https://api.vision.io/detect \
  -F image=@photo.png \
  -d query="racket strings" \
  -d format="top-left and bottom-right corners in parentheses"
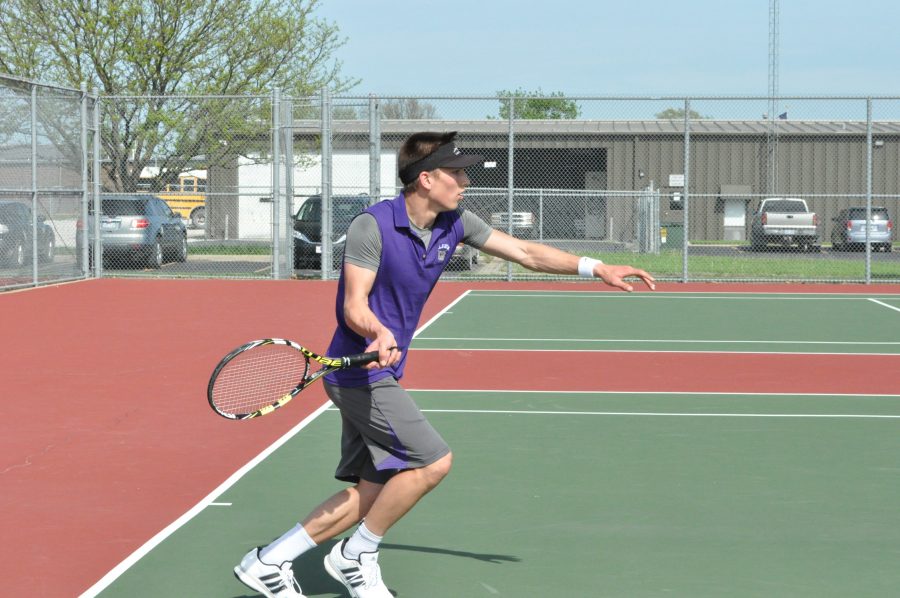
top-left (211, 345), bottom-right (309, 416)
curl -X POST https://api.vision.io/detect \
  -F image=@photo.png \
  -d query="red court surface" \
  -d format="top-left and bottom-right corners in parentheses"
top-left (404, 351), bottom-right (900, 395)
top-left (1, 278), bottom-right (897, 597)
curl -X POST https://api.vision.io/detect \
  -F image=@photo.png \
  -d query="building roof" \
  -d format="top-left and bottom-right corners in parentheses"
top-left (299, 119), bottom-right (900, 137)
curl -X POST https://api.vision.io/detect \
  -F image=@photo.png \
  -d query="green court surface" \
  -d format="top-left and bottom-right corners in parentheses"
top-left (96, 392), bottom-right (900, 597)
top-left (89, 290), bottom-right (900, 597)
top-left (412, 291), bottom-right (900, 354)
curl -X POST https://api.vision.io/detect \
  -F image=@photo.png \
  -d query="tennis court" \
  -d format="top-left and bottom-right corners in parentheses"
top-left (77, 286), bottom-right (900, 597)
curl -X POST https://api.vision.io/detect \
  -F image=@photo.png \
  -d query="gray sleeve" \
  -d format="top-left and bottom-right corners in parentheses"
top-left (343, 213), bottom-right (382, 272)
top-left (460, 209), bottom-right (493, 249)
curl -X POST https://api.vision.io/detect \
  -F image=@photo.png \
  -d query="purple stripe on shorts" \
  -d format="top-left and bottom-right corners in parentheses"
top-left (376, 453), bottom-right (409, 471)
top-left (376, 430), bottom-right (409, 470)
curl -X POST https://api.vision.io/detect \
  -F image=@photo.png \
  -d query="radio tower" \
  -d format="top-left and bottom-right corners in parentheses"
top-left (766, 0), bottom-right (780, 194)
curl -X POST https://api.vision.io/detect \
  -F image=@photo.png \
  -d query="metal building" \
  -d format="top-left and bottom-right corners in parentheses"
top-left (293, 119), bottom-right (900, 244)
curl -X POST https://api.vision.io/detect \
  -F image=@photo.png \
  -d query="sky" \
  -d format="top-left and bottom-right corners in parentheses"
top-left (314, 0), bottom-right (900, 98)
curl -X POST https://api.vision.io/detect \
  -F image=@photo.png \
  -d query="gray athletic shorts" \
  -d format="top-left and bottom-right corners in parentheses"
top-left (323, 377), bottom-right (450, 485)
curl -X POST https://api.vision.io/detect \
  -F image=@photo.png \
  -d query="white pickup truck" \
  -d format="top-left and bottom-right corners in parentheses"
top-left (750, 197), bottom-right (820, 251)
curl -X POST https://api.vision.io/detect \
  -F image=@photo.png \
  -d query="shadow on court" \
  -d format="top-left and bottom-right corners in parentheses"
top-left (380, 542), bottom-right (520, 564)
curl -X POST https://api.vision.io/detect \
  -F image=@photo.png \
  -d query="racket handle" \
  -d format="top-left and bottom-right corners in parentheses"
top-left (342, 347), bottom-right (398, 368)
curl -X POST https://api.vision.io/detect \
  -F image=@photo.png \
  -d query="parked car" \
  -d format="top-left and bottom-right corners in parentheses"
top-left (293, 194), bottom-right (372, 269)
top-left (77, 195), bottom-right (187, 268)
top-left (831, 207), bottom-right (892, 252)
top-left (0, 200), bottom-right (55, 267)
top-left (447, 243), bottom-right (479, 271)
top-left (750, 197), bottom-right (819, 251)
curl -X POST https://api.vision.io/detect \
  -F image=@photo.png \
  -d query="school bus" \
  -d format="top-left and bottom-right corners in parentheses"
top-left (157, 171), bottom-right (206, 228)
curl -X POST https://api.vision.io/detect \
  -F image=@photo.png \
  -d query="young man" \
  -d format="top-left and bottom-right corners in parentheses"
top-left (234, 132), bottom-right (656, 598)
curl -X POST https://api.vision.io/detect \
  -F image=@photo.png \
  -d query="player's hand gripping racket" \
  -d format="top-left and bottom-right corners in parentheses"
top-left (208, 338), bottom-right (382, 420)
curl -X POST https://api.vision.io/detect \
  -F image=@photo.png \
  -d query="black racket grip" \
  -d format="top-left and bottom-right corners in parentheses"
top-left (342, 347), bottom-right (398, 368)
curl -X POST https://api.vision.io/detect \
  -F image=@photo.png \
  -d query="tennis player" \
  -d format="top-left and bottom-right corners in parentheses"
top-left (234, 131), bottom-right (656, 597)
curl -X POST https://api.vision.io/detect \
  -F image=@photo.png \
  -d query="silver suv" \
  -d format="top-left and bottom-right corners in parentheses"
top-left (831, 207), bottom-right (892, 252)
top-left (77, 195), bottom-right (188, 268)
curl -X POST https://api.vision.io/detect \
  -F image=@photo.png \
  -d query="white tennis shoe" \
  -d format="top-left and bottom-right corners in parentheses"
top-left (324, 539), bottom-right (392, 598)
top-left (234, 547), bottom-right (305, 597)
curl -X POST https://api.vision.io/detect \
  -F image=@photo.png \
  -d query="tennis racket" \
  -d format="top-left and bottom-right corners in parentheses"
top-left (208, 338), bottom-right (382, 420)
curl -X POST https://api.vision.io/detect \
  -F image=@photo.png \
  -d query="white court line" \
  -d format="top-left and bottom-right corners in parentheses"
top-left (398, 389), bottom-right (900, 419)
top-left (467, 289), bottom-right (900, 296)
top-left (410, 346), bottom-right (900, 356)
top-left (322, 405), bottom-right (900, 419)
top-left (405, 389), bottom-right (900, 398)
top-left (414, 336), bottom-right (900, 345)
top-left (79, 402), bottom-right (332, 598)
top-left (413, 289), bottom-right (471, 336)
top-left (869, 298), bottom-right (900, 313)
top-left (418, 408), bottom-right (900, 420)
top-left (466, 292), bottom-right (900, 300)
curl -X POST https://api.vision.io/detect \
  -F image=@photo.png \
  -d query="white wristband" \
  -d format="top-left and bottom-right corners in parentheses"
top-left (577, 256), bottom-right (602, 278)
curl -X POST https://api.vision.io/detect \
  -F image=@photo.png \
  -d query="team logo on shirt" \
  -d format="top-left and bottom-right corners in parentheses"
top-left (437, 242), bottom-right (451, 262)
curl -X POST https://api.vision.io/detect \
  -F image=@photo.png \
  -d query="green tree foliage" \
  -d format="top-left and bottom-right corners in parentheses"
top-left (495, 88), bottom-right (580, 120)
top-left (655, 107), bottom-right (709, 120)
top-left (0, 0), bottom-right (356, 191)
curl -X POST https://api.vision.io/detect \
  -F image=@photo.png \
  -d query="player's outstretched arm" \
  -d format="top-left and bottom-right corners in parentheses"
top-left (479, 229), bottom-right (656, 292)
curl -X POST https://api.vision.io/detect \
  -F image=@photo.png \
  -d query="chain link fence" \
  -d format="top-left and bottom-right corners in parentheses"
top-left (0, 75), bottom-right (92, 290)
top-left (3, 80), bottom-right (899, 291)
top-left (86, 93), bottom-right (293, 279)
top-left (315, 94), bottom-right (900, 283)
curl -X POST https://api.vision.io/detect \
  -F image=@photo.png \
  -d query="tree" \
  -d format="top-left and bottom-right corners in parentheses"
top-left (494, 88), bottom-right (580, 120)
top-left (381, 98), bottom-right (438, 120)
top-left (0, 0), bottom-right (356, 191)
top-left (655, 107), bottom-right (709, 120)
top-left (332, 105), bottom-right (361, 119)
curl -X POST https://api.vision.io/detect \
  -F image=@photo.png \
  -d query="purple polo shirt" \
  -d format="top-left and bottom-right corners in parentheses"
top-left (325, 193), bottom-right (464, 386)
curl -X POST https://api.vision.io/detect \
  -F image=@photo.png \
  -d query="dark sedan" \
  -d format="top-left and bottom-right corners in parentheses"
top-left (0, 200), bottom-right (55, 267)
top-left (293, 194), bottom-right (373, 269)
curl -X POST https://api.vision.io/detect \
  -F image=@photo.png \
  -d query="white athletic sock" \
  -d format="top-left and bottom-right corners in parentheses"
top-left (342, 521), bottom-right (383, 560)
top-left (259, 523), bottom-right (317, 565)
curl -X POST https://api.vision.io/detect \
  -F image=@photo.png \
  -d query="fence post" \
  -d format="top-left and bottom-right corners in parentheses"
top-left (320, 88), bottom-right (333, 280)
top-left (506, 95), bottom-right (515, 281)
top-left (538, 188), bottom-right (544, 243)
top-left (865, 97), bottom-right (873, 284)
top-left (283, 95), bottom-right (294, 276)
top-left (30, 85), bottom-right (38, 284)
top-left (272, 88), bottom-right (282, 280)
top-left (92, 90), bottom-right (102, 277)
top-left (682, 98), bottom-right (691, 282)
top-left (80, 84), bottom-right (90, 277)
top-left (369, 94), bottom-right (381, 201)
